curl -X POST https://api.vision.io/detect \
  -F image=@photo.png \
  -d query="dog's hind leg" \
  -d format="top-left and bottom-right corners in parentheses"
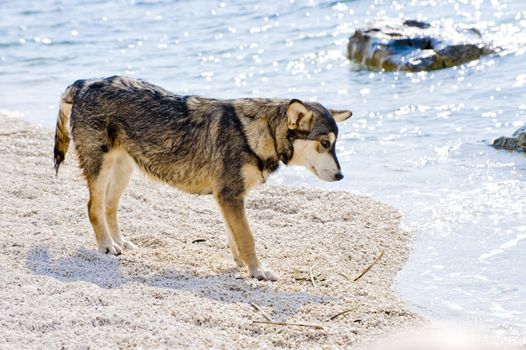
top-left (105, 151), bottom-right (136, 250)
top-left (215, 193), bottom-right (277, 281)
top-left (86, 152), bottom-right (123, 255)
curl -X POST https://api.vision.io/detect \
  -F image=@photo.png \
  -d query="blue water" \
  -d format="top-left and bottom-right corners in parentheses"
top-left (1, 0), bottom-right (525, 340)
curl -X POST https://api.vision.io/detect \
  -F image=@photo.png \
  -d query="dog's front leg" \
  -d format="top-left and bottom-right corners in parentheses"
top-left (215, 194), bottom-right (277, 281)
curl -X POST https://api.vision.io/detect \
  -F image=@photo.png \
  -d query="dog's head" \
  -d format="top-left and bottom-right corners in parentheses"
top-left (286, 99), bottom-right (352, 182)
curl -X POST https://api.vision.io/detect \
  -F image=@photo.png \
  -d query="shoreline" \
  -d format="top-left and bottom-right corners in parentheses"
top-left (0, 112), bottom-right (420, 348)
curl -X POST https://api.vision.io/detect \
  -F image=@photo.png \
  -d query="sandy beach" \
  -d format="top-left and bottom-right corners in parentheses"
top-left (0, 112), bottom-right (419, 349)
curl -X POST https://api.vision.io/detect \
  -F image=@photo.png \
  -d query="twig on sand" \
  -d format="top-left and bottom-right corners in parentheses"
top-left (326, 308), bottom-right (355, 321)
top-left (337, 272), bottom-right (349, 280)
top-left (294, 275), bottom-right (325, 282)
top-left (252, 320), bottom-right (324, 330)
top-left (309, 263), bottom-right (318, 287)
top-left (294, 277), bottom-right (309, 281)
top-left (250, 303), bottom-right (273, 322)
top-left (353, 250), bottom-right (384, 282)
top-left (250, 303), bottom-right (324, 330)
top-left (191, 239), bottom-right (206, 243)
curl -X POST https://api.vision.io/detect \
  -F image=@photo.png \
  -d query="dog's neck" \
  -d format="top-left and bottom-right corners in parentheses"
top-left (272, 119), bottom-right (294, 165)
top-left (237, 102), bottom-right (294, 174)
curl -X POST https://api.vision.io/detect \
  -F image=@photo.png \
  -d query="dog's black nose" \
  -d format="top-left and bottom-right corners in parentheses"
top-left (334, 172), bottom-right (344, 181)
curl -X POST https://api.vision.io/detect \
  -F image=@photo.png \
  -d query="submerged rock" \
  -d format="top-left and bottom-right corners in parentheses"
top-left (493, 126), bottom-right (526, 152)
top-left (347, 19), bottom-right (494, 72)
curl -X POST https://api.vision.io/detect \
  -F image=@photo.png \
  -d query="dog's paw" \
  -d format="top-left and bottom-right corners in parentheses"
top-left (98, 241), bottom-right (122, 256)
top-left (249, 267), bottom-right (278, 281)
top-left (116, 239), bottom-right (137, 251)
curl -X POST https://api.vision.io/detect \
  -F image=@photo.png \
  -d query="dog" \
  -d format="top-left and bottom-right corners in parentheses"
top-left (53, 76), bottom-right (352, 281)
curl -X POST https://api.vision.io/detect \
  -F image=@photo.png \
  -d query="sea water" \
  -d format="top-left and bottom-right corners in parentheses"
top-left (1, 0), bottom-right (525, 340)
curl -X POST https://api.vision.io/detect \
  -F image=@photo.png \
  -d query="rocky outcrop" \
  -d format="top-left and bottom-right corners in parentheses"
top-left (347, 19), bottom-right (494, 72)
top-left (493, 126), bottom-right (526, 152)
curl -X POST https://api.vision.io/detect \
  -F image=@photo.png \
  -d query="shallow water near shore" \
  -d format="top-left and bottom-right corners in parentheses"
top-left (1, 0), bottom-right (525, 341)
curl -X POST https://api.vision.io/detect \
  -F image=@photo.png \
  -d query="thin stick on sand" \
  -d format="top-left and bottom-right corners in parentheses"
top-left (337, 272), bottom-right (349, 280)
top-left (252, 320), bottom-right (324, 330)
top-left (250, 303), bottom-right (324, 330)
top-left (250, 303), bottom-right (273, 322)
top-left (309, 263), bottom-right (318, 287)
top-left (353, 250), bottom-right (384, 282)
top-left (326, 308), bottom-right (355, 321)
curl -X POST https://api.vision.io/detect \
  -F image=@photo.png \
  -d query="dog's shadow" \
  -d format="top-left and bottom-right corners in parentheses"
top-left (26, 246), bottom-right (331, 318)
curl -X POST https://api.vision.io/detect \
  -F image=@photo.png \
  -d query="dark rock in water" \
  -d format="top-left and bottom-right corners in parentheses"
top-left (493, 126), bottom-right (526, 152)
top-left (347, 19), bottom-right (494, 72)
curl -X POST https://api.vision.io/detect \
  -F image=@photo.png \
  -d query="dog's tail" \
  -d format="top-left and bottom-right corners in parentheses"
top-left (53, 81), bottom-right (81, 175)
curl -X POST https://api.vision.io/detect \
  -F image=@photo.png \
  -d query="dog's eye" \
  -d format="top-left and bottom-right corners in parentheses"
top-left (320, 140), bottom-right (330, 149)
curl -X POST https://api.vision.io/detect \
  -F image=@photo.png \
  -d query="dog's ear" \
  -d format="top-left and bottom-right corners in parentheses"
top-left (330, 109), bottom-right (353, 123)
top-left (287, 99), bottom-right (313, 131)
